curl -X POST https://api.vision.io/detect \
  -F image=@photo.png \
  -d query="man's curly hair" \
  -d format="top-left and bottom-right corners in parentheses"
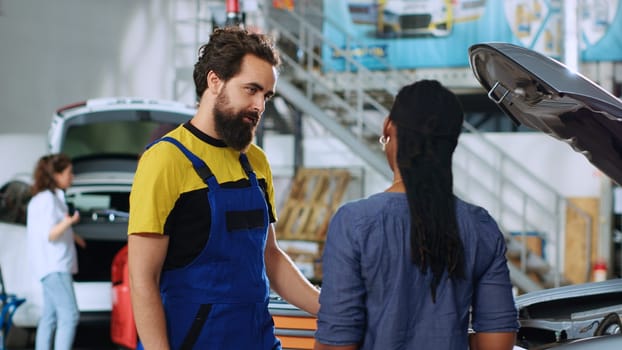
top-left (193, 26), bottom-right (281, 102)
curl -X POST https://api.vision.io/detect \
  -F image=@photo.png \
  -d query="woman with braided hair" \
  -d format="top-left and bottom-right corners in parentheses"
top-left (315, 80), bottom-right (519, 350)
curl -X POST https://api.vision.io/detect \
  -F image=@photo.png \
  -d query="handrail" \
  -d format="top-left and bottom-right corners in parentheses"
top-left (273, 4), bottom-right (569, 209)
top-left (461, 122), bottom-right (563, 202)
top-left (265, 15), bottom-right (388, 136)
top-left (275, 46), bottom-right (388, 134)
top-left (453, 157), bottom-right (557, 285)
top-left (452, 161), bottom-right (545, 233)
top-left (454, 144), bottom-right (556, 224)
top-left (261, 3), bottom-right (596, 287)
top-left (277, 79), bottom-right (392, 180)
top-left (267, 5), bottom-right (577, 221)
top-left (454, 139), bottom-right (566, 285)
top-left (290, 1), bottom-right (408, 89)
top-left (457, 141), bottom-right (557, 218)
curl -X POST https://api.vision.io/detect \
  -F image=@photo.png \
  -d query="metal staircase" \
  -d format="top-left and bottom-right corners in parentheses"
top-left (172, 0), bottom-right (594, 294)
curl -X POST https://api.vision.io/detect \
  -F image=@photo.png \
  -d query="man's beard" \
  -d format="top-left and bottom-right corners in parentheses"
top-left (213, 90), bottom-right (260, 151)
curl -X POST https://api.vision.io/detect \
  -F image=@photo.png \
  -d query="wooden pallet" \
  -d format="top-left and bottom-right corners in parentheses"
top-left (277, 168), bottom-right (351, 242)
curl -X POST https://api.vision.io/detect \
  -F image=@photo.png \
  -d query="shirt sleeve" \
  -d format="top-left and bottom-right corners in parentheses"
top-left (471, 209), bottom-right (520, 333)
top-left (315, 204), bottom-right (366, 346)
top-left (27, 192), bottom-right (56, 239)
top-left (128, 143), bottom-right (182, 235)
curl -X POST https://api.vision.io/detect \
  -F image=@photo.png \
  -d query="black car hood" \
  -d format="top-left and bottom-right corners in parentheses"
top-left (468, 43), bottom-right (622, 185)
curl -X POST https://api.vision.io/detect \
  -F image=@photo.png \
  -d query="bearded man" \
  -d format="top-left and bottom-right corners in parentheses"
top-left (128, 26), bottom-right (320, 350)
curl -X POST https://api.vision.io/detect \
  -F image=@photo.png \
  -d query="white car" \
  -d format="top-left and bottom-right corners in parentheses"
top-left (0, 98), bottom-right (195, 336)
top-left (379, 0), bottom-right (453, 37)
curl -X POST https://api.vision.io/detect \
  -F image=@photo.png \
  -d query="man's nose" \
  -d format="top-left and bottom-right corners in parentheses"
top-left (251, 95), bottom-right (266, 114)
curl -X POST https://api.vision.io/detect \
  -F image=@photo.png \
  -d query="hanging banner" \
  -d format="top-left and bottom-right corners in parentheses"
top-left (322, 0), bottom-right (622, 71)
top-left (580, 0), bottom-right (622, 61)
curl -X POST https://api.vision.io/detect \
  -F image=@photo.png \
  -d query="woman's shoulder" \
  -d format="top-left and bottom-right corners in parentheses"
top-left (455, 197), bottom-right (504, 243)
top-left (341, 192), bottom-right (403, 211)
top-left (30, 189), bottom-right (54, 201)
top-left (27, 190), bottom-right (54, 209)
top-left (455, 197), bottom-right (496, 224)
top-left (333, 193), bottom-right (407, 230)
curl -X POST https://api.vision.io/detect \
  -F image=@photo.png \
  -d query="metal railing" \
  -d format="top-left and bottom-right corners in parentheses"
top-left (261, 3), bottom-right (594, 289)
top-left (167, 1), bottom-right (595, 290)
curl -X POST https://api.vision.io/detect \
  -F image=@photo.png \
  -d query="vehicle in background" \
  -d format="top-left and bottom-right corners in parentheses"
top-left (379, 0), bottom-right (453, 37)
top-left (469, 42), bottom-right (622, 349)
top-left (347, 0), bottom-right (454, 37)
top-left (0, 134), bottom-right (47, 334)
top-left (0, 98), bottom-right (194, 345)
top-left (347, 0), bottom-right (488, 38)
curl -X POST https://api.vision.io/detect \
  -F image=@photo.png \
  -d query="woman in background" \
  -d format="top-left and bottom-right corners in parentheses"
top-left (27, 154), bottom-right (85, 350)
top-left (314, 80), bottom-right (519, 350)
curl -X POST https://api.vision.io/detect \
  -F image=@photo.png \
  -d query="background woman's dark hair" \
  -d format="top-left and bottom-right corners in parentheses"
top-left (193, 26), bottom-right (281, 102)
top-left (31, 153), bottom-right (72, 195)
top-left (390, 80), bottom-right (465, 302)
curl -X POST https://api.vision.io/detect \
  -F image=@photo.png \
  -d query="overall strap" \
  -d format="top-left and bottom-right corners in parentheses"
top-left (147, 136), bottom-right (217, 187)
top-left (238, 153), bottom-right (258, 187)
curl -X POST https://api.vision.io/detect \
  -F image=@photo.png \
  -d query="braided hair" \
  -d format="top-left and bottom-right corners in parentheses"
top-left (390, 80), bottom-right (465, 302)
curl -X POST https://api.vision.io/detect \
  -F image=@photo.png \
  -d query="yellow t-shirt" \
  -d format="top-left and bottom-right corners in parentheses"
top-left (128, 122), bottom-right (277, 269)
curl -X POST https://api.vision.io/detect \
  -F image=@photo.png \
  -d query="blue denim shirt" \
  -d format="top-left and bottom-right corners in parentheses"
top-left (315, 193), bottom-right (519, 349)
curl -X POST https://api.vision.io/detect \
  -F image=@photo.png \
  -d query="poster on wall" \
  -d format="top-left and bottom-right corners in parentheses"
top-left (580, 0), bottom-right (622, 61)
top-left (322, 0), bottom-right (622, 72)
top-left (503, 0), bottom-right (563, 57)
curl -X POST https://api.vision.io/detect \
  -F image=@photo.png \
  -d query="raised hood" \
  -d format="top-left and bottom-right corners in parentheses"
top-left (468, 42), bottom-right (622, 185)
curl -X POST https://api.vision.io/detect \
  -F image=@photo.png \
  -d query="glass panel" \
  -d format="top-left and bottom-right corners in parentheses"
top-left (62, 121), bottom-right (178, 159)
top-left (67, 191), bottom-right (130, 214)
top-left (71, 193), bottom-right (111, 212)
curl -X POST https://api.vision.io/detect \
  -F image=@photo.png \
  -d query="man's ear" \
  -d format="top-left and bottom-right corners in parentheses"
top-left (207, 71), bottom-right (222, 95)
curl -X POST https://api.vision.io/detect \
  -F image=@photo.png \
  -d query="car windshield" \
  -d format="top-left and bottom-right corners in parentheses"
top-left (61, 120), bottom-right (179, 160)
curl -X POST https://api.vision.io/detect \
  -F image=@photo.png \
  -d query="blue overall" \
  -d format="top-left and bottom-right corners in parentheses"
top-left (138, 137), bottom-right (280, 350)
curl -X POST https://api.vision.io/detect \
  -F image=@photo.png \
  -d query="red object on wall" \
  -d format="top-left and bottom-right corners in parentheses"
top-left (226, 0), bottom-right (240, 13)
top-left (593, 259), bottom-right (608, 282)
top-left (111, 244), bottom-right (137, 349)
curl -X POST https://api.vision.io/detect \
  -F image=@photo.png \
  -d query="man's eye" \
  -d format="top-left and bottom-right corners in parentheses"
top-left (246, 87), bottom-right (257, 94)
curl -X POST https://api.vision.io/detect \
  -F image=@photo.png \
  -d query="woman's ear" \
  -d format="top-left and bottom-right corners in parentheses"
top-left (382, 116), bottom-right (390, 137)
top-left (383, 117), bottom-right (395, 138)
